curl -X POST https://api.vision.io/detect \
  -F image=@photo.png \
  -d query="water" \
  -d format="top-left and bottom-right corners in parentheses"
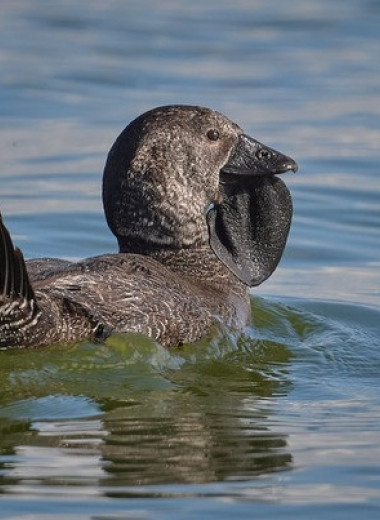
top-left (1, 0), bottom-right (380, 518)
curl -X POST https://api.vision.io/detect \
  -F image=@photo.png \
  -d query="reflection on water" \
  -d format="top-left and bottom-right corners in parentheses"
top-left (0, 320), bottom-right (293, 491)
top-left (0, 297), bottom-right (379, 506)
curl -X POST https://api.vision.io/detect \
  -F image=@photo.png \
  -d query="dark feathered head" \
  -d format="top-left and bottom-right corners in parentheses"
top-left (103, 105), bottom-right (297, 286)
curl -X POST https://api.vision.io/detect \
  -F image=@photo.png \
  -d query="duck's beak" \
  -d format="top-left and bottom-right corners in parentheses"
top-left (221, 134), bottom-right (298, 178)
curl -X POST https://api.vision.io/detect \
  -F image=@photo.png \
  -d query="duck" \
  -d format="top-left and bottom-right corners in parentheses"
top-left (0, 105), bottom-right (297, 349)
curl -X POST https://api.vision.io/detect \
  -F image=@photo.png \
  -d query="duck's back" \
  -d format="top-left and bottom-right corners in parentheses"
top-left (27, 253), bottom-right (249, 347)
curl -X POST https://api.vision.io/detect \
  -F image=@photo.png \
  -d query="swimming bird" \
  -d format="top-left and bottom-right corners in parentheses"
top-left (0, 105), bottom-right (297, 348)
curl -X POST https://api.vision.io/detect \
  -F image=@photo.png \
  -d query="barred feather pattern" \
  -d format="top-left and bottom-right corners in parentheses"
top-left (0, 295), bottom-right (42, 348)
top-left (0, 215), bottom-right (43, 348)
top-left (0, 216), bottom-right (99, 348)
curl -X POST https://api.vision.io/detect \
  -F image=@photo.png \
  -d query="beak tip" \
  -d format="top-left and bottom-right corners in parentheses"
top-left (290, 162), bottom-right (298, 173)
top-left (284, 159), bottom-right (298, 174)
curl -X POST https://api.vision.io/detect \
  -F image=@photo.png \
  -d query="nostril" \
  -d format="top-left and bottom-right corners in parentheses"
top-left (256, 149), bottom-right (271, 160)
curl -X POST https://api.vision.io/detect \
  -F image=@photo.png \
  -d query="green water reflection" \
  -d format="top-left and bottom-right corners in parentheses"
top-left (0, 298), bottom-right (299, 490)
top-left (0, 294), bottom-right (379, 514)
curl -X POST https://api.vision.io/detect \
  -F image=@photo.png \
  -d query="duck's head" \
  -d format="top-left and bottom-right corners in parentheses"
top-left (103, 105), bottom-right (298, 287)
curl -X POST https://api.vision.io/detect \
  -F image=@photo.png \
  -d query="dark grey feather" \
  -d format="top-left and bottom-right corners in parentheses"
top-left (0, 105), bottom-right (296, 349)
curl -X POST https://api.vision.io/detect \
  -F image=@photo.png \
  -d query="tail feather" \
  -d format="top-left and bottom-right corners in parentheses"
top-left (0, 214), bottom-right (34, 300)
top-left (0, 214), bottom-right (40, 348)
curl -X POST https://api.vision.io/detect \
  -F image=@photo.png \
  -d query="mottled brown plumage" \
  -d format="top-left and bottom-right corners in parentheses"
top-left (0, 105), bottom-right (297, 348)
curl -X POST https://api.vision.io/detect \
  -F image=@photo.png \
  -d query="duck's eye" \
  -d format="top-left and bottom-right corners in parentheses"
top-left (206, 129), bottom-right (220, 141)
top-left (256, 149), bottom-right (271, 160)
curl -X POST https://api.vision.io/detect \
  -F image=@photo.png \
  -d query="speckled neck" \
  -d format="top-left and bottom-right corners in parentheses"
top-left (149, 246), bottom-right (247, 296)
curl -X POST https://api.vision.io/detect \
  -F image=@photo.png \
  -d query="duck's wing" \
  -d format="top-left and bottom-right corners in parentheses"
top-left (0, 214), bottom-right (41, 348)
top-left (26, 258), bottom-right (73, 282)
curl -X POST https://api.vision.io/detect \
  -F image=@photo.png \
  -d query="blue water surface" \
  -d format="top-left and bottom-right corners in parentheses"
top-left (1, 0), bottom-right (380, 519)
